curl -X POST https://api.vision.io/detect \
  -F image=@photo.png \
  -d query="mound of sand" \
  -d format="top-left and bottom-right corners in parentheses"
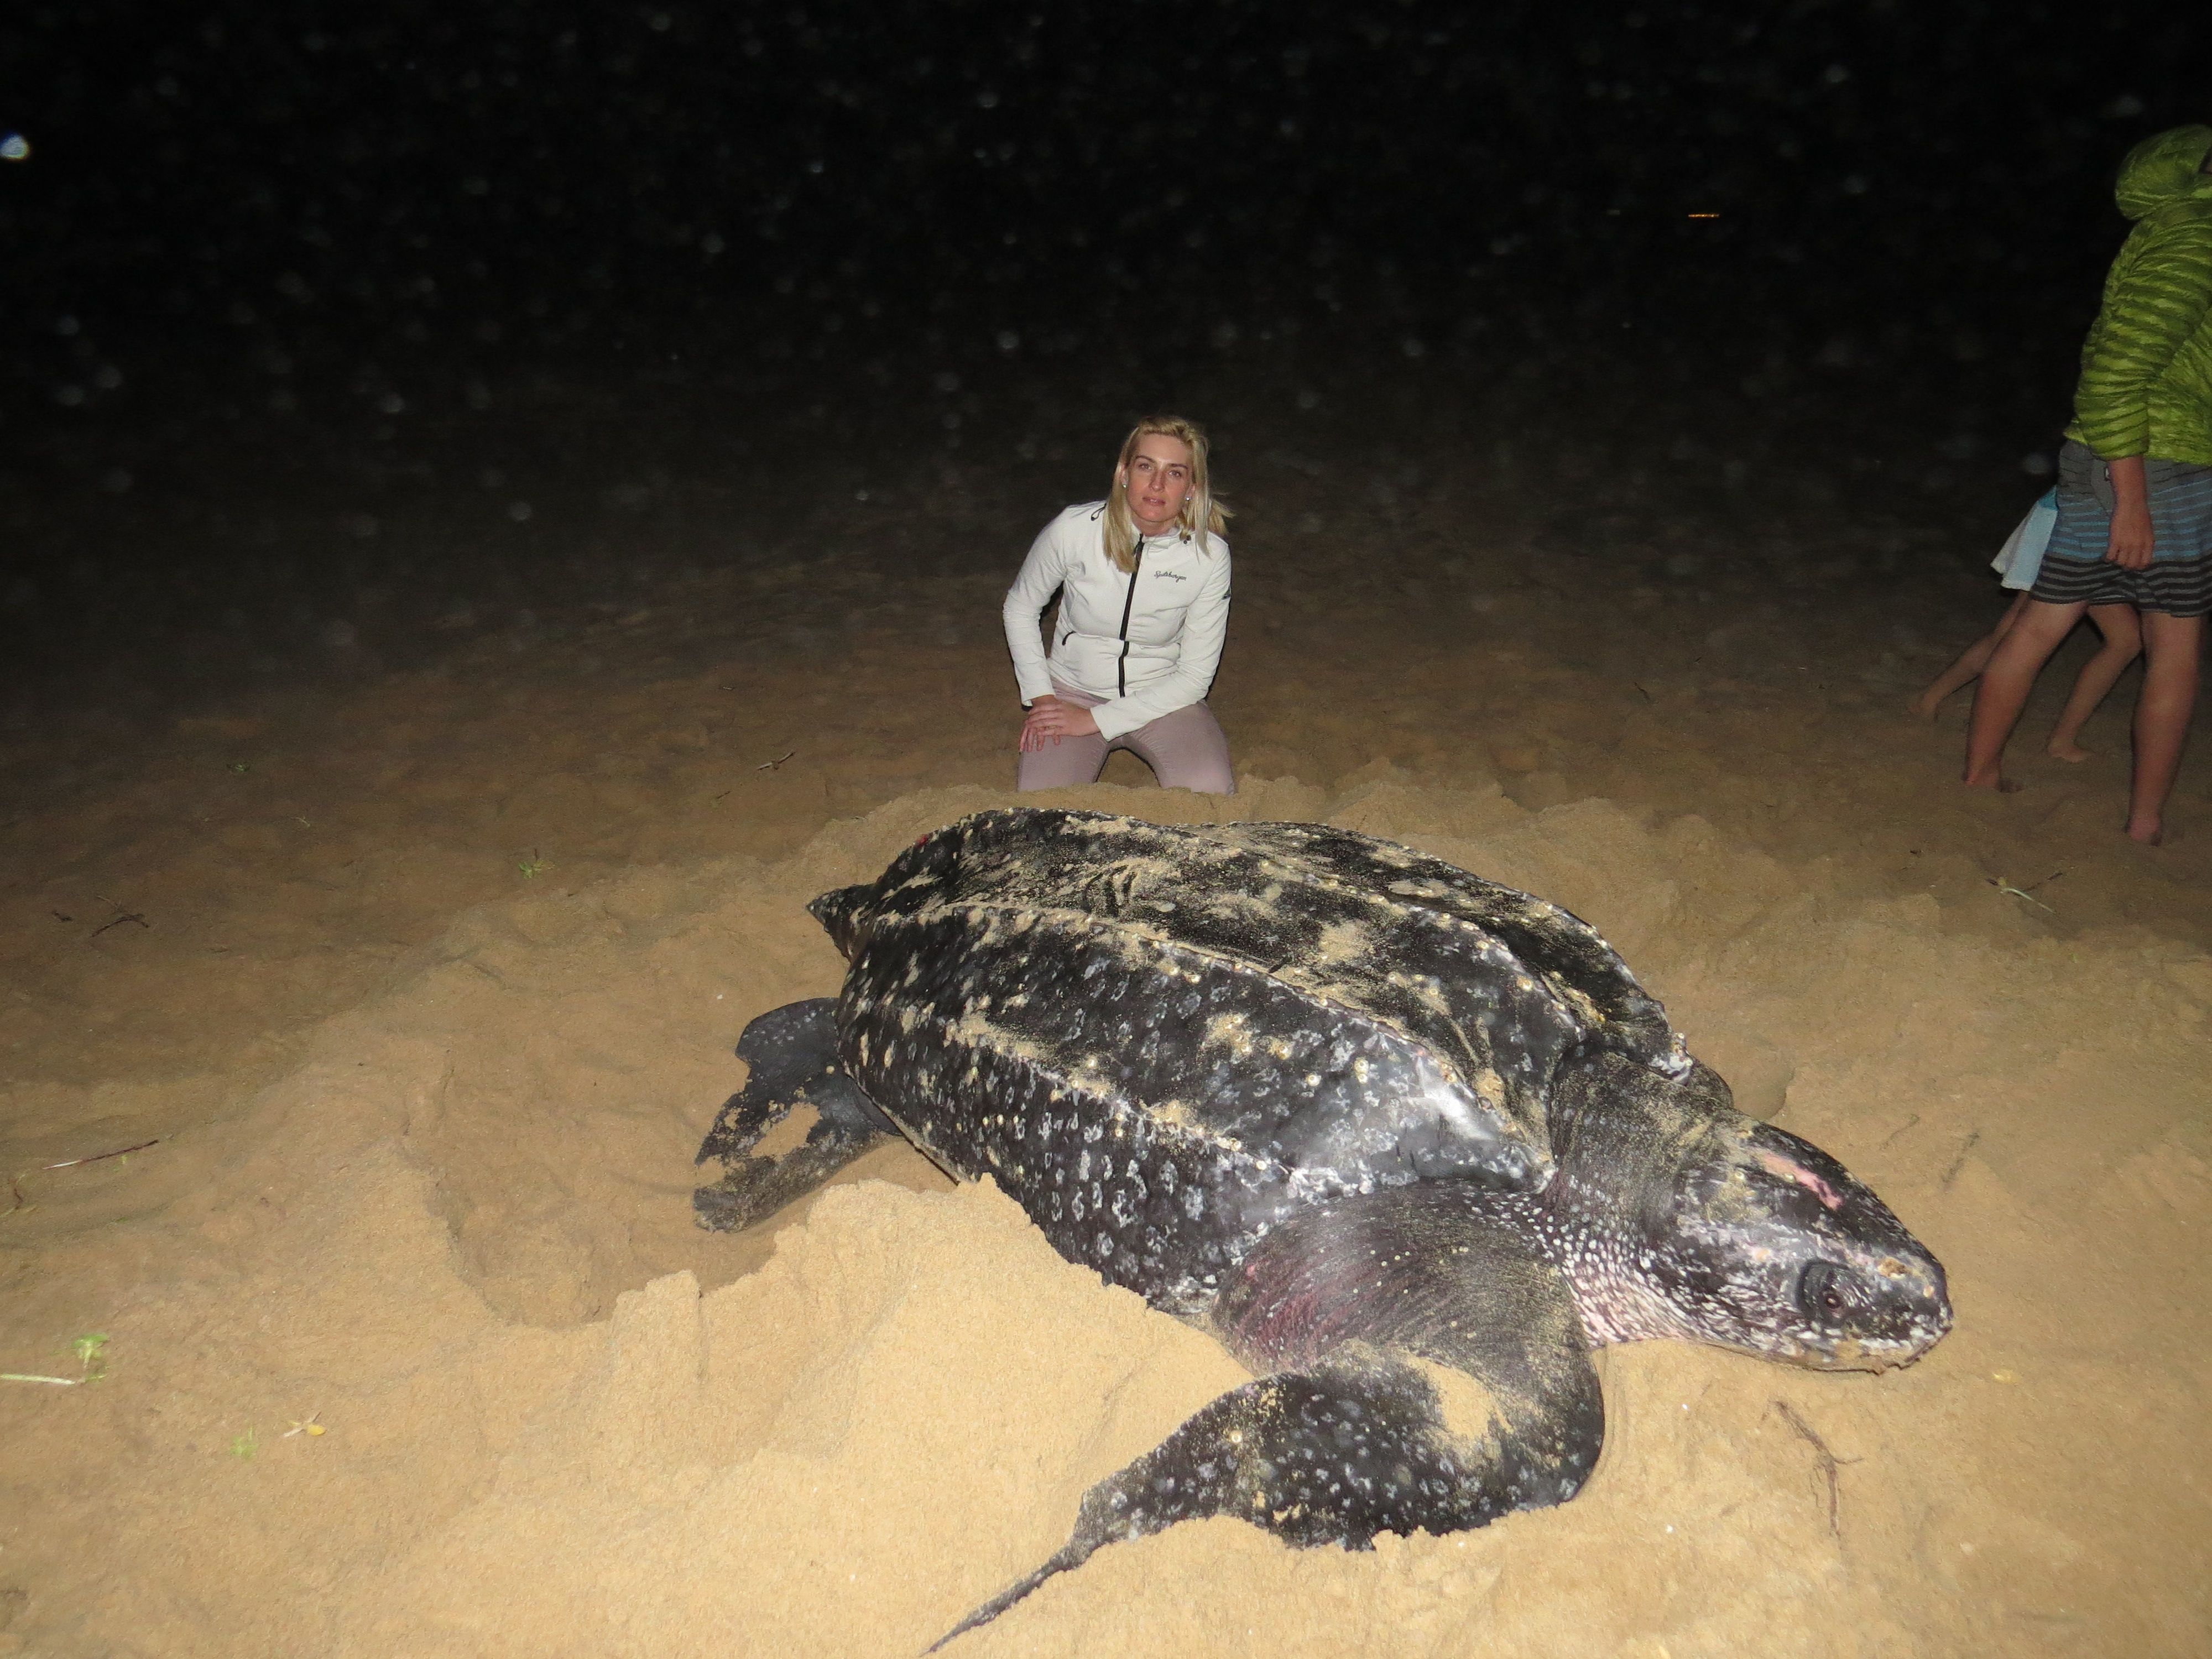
top-left (3, 775), bottom-right (2207, 1657)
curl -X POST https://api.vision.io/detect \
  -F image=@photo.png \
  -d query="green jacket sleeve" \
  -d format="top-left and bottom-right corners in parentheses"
top-left (2073, 214), bottom-right (2212, 459)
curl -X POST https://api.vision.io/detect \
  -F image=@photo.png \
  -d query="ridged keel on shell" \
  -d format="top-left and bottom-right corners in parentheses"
top-left (813, 808), bottom-right (1681, 1217)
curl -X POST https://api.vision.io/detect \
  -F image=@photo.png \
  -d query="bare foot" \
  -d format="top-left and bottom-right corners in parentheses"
top-left (1908, 691), bottom-right (1943, 720)
top-left (1962, 770), bottom-right (2024, 794)
top-left (2126, 817), bottom-right (2164, 846)
top-left (2046, 739), bottom-right (2093, 763)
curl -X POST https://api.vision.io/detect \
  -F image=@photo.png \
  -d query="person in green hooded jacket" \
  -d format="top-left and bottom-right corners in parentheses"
top-left (1964, 124), bottom-right (2212, 843)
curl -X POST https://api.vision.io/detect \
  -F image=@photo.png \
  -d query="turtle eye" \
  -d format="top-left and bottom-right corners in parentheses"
top-left (1797, 1260), bottom-right (1853, 1322)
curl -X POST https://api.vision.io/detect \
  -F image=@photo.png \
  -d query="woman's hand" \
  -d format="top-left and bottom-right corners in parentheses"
top-left (1020, 696), bottom-right (1100, 752)
top-left (2106, 455), bottom-right (2155, 570)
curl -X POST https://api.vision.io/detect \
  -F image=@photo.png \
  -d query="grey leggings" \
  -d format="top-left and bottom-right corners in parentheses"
top-left (1016, 682), bottom-right (1235, 794)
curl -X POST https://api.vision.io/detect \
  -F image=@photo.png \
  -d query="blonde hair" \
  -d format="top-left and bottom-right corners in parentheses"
top-left (1101, 415), bottom-right (1231, 573)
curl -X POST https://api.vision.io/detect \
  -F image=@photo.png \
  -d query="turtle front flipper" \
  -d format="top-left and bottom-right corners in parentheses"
top-left (692, 999), bottom-right (897, 1232)
top-left (930, 1185), bottom-right (1603, 1648)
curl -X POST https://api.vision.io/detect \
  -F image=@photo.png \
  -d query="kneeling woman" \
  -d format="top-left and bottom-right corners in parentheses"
top-left (1003, 415), bottom-right (1235, 794)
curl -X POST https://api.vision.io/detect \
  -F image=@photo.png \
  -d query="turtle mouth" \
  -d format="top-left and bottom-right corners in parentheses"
top-left (1791, 1314), bottom-right (1952, 1371)
top-left (1804, 1340), bottom-right (1921, 1372)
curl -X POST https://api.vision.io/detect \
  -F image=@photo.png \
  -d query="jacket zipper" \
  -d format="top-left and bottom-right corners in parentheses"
top-left (1115, 538), bottom-right (1145, 696)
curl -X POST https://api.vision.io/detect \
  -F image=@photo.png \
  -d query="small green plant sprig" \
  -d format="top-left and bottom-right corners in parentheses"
top-left (2, 1331), bottom-right (108, 1387)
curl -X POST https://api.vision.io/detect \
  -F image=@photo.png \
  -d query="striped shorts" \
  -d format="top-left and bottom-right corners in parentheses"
top-left (2030, 440), bottom-right (2212, 617)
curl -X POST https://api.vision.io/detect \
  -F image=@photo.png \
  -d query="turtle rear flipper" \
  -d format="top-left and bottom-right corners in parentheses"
top-left (692, 999), bottom-right (896, 1232)
top-left (930, 1185), bottom-right (1603, 1647)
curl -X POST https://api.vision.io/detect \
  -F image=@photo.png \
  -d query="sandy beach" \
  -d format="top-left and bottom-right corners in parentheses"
top-left (2, 371), bottom-right (2208, 1657)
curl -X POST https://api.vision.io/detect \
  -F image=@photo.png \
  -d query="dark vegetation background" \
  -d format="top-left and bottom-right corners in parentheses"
top-left (1, 0), bottom-right (2201, 708)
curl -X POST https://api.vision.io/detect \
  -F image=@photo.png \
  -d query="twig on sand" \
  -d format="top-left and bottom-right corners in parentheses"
top-left (88, 894), bottom-right (150, 939)
top-left (1770, 1399), bottom-right (1856, 1535)
top-left (755, 750), bottom-right (796, 771)
top-left (43, 1139), bottom-right (160, 1171)
top-left (1986, 871), bottom-right (2062, 914)
top-left (1940, 1129), bottom-right (1983, 1190)
top-left (4, 1139), bottom-right (164, 1218)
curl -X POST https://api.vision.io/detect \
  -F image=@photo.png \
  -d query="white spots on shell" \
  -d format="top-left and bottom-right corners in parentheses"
top-left (1543, 977), bottom-right (1605, 1028)
top-left (1388, 971), bottom-right (1455, 1017)
top-left (1205, 1010), bottom-right (1259, 1061)
top-left (1385, 877), bottom-right (1459, 902)
top-left (832, 809), bottom-right (1694, 1313)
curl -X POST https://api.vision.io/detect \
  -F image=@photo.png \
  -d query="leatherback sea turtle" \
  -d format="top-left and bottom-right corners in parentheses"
top-left (694, 808), bottom-right (1951, 1645)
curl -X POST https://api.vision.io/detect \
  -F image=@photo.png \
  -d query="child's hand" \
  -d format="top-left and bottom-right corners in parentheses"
top-left (2104, 455), bottom-right (2154, 570)
top-left (2106, 503), bottom-right (2155, 569)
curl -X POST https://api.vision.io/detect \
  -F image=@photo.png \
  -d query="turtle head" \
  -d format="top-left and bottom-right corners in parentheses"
top-left (1661, 1114), bottom-right (1952, 1371)
top-left (1547, 1050), bottom-right (1952, 1370)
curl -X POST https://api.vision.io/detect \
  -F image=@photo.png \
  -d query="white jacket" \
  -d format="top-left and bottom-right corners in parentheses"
top-left (1001, 502), bottom-right (1234, 741)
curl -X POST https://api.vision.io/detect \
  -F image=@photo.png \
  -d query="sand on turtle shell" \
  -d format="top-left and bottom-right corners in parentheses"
top-left (2, 772), bottom-right (2206, 1658)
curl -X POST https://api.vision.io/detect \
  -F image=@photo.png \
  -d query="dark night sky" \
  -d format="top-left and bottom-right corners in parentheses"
top-left (0, 1), bottom-right (2204, 696)
top-left (5, 1), bottom-right (2202, 380)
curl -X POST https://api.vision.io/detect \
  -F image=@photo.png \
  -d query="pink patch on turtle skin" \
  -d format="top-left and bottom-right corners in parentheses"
top-left (1758, 1149), bottom-right (1843, 1210)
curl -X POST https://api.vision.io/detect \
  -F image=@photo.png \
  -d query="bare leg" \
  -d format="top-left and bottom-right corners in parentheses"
top-left (1963, 598), bottom-right (2090, 791)
top-left (2047, 603), bottom-right (2143, 761)
top-left (2127, 611), bottom-right (2203, 845)
top-left (1914, 592), bottom-right (2030, 718)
